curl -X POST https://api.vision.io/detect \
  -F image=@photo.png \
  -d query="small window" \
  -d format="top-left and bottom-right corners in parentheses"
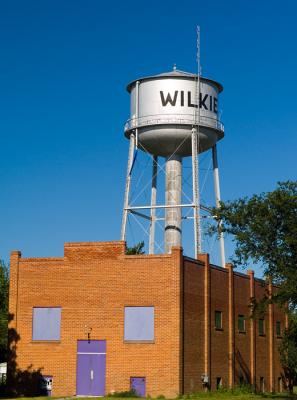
top-left (124, 307), bottom-right (154, 341)
top-left (32, 307), bottom-right (61, 341)
top-left (215, 311), bottom-right (222, 330)
top-left (278, 377), bottom-right (282, 393)
top-left (238, 315), bottom-right (246, 333)
top-left (260, 377), bottom-right (265, 392)
top-left (258, 319), bottom-right (265, 336)
top-left (276, 321), bottom-right (281, 337)
top-left (216, 377), bottom-right (222, 389)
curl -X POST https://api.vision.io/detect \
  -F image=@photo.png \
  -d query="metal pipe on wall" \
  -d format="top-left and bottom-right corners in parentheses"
top-left (149, 156), bottom-right (158, 254)
top-left (121, 134), bottom-right (135, 241)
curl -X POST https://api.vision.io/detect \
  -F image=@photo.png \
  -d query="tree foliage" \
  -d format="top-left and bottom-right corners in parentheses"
top-left (279, 313), bottom-right (297, 394)
top-left (211, 181), bottom-right (297, 307)
top-left (125, 241), bottom-right (145, 255)
top-left (0, 259), bottom-right (9, 362)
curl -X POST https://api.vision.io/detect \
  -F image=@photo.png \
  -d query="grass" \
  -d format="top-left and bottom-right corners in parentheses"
top-left (2, 393), bottom-right (297, 400)
top-left (2, 388), bottom-right (297, 400)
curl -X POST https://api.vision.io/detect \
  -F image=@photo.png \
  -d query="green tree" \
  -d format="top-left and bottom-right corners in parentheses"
top-left (125, 241), bottom-right (145, 255)
top-left (211, 181), bottom-right (297, 307)
top-left (0, 260), bottom-right (9, 362)
top-left (278, 313), bottom-right (297, 394)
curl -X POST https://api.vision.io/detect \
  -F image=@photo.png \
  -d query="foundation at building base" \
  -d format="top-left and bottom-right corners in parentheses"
top-left (8, 241), bottom-right (285, 397)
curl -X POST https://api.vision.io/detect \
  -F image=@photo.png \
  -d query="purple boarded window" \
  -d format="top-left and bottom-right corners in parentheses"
top-left (131, 377), bottom-right (146, 397)
top-left (32, 307), bottom-right (61, 341)
top-left (124, 307), bottom-right (154, 341)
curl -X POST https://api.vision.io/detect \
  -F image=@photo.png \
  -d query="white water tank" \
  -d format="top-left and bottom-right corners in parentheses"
top-left (125, 68), bottom-right (224, 157)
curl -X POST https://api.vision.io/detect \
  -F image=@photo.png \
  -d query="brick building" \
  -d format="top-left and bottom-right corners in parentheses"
top-left (8, 241), bottom-right (286, 397)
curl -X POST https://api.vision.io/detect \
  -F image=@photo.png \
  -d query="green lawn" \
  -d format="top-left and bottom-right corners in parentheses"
top-left (2, 394), bottom-right (297, 400)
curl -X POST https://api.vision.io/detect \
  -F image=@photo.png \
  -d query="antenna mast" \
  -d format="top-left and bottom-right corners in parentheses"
top-left (192, 25), bottom-right (202, 258)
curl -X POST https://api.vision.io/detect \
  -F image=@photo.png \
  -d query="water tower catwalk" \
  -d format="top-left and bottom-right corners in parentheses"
top-left (121, 67), bottom-right (226, 265)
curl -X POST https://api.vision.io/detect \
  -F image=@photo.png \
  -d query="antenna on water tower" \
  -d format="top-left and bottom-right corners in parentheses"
top-left (121, 27), bottom-right (226, 266)
top-left (192, 25), bottom-right (202, 258)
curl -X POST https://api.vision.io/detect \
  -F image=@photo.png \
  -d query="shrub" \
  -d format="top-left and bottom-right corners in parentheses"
top-left (107, 389), bottom-right (140, 398)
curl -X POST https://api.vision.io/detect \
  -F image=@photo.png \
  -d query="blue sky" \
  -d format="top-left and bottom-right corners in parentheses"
top-left (1, 0), bottom-right (296, 276)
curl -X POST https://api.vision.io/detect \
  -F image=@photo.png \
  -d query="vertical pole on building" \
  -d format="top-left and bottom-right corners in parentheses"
top-left (149, 156), bottom-right (158, 254)
top-left (212, 144), bottom-right (226, 267)
top-left (121, 133), bottom-right (135, 240)
top-left (192, 25), bottom-right (202, 258)
top-left (192, 128), bottom-right (201, 258)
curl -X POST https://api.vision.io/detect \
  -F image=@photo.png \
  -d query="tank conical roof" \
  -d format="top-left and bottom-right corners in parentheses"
top-left (156, 68), bottom-right (196, 78)
top-left (126, 67), bottom-right (223, 93)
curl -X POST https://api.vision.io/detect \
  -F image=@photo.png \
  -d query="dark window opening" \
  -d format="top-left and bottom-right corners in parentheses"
top-left (216, 377), bottom-right (222, 389)
top-left (259, 319), bottom-right (265, 336)
top-left (215, 311), bottom-right (222, 330)
top-left (238, 315), bottom-right (246, 333)
top-left (276, 321), bottom-right (281, 337)
top-left (260, 377), bottom-right (265, 392)
top-left (278, 377), bottom-right (282, 393)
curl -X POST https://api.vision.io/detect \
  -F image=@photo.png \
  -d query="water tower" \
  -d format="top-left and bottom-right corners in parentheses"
top-left (120, 65), bottom-right (226, 265)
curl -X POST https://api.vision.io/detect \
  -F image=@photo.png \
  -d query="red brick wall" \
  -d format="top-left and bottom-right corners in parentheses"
top-left (8, 241), bottom-right (286, 396)
top-left (8, 242), bottom-right (183, 398)
top-left (209, 266), bottom-right (230, 389)
top-left (183, 258), bottom-right (205, 392)
top-left (183, 257), bottom-right (286, 393)
top-left (233, 273), bottom-right (251, 385)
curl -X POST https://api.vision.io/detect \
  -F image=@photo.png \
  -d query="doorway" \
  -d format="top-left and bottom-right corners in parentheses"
top-left (76, 340), bottom-right (106, 396)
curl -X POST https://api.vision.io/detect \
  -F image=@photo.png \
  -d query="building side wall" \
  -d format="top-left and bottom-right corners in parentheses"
top-left (183, 258), bottom-right (286, 393)
top-left (233, 274), bottom-right (251, 384)
top-left (273, 300), bottom-right (286, 392)
top-left (8, 242), bottom-right (182, 398)
top-left (254, 281), bottom-right (269, 390)
top-left (183, 259), bottom-right (205, 392)
top-left (209, 266), bottom-right (230, 389)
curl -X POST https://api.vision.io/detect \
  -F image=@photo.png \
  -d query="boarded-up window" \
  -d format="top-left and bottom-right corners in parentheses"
top-left (32, 307), bottom-right (61, 341)
top-left (124, 307), bottom-right (154, 341)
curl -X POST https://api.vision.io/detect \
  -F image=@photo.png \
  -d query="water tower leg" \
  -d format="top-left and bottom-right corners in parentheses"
top-left (212, 144), bottom-right (226, 267)
top-left (165, 155), bottom-right (182, 253)
top-left (121, 133), bottom-right (136, 241)
top-left (149, 156), bottom-right (158, 254)
top-left (191, 128), bottom-right (202, 258)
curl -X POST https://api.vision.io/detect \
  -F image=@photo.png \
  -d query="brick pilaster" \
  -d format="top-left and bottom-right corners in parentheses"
top-left (9, 250), bottom-right (21, 330)
top-left (268, 281), bottom-right (274, 392)
top-left (248, 269), bottom-right (256, 389)
top-left (172, 246), bottom-right (184, 395)
top-left (227, 263), bottom-right (234, 389)
top-left (198, 254), bottom-right (211, 389)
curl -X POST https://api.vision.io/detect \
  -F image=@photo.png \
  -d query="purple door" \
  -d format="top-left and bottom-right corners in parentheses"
top-left (131, 377), bottom-right (146, 397)
top-left (76, 340), bottom-right (106, 396)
